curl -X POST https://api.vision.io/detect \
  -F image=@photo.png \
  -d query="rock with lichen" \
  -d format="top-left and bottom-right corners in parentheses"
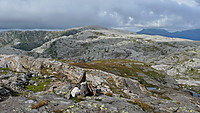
top-left (0, 26), bottom-right (200, 113)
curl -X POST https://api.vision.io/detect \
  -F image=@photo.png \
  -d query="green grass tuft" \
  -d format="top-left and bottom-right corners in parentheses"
top-left (0, 68), bottom-right (10, 70)
top-left (26, 77), bottom-right (51, 92)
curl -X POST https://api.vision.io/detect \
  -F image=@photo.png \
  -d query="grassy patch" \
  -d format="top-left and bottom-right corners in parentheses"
top-left (0, 68), bottom-right (10, 74)
top-left (92, 32), bottom-right (106, 36)
top-left (187, 68), bottom-right (200, 76)
top-left (0, 71), bottom-right (8, 74)
top-left (0, 68), bottom-right (10, 70)
top-left (178, 59), bottom-right (190, 64)
top-left (53, 109), bottom-right (63, 113)
top-left (95, 98), bottom-right (102, 101)
top-left (70, 59), bottom-right (146, 77)
top-left (157, 42), bottom-right (176, 47)
top-left (159, 95), bottom-right (171, 100)
top-left (40, 68), bottom-right (54, 76)
top-left (69, 59), bottom-right (163, 87)
top-left (127, 98), bottom-right (153, 112)
top-left (144, 71), bottom-right (165, 78)
top-left (105, 76), bottom-right (129, 98)
top-left (145, 39), bottom-right (154, 43)
top-left (151, 90), bottom-right (171, 100)
top-left (87, 36), bottom-right (98, 39)
top-left (26, 77), bottom-right (51, 92)
top-left (40, 67), bottom-right (68, 81)
top-left (71, 96), bottom-right (85, 102)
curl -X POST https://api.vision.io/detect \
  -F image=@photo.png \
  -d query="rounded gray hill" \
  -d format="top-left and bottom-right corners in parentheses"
top-left (0, 26), bottom-right (200, 113)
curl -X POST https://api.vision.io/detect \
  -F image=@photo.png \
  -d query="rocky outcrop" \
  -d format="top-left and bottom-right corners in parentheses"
top-left (0, 54), bottom-right (200, 113)
top-left (0, 26), bottom-right (199, 83)
top-left (0, 26), bottom-right (200, 112)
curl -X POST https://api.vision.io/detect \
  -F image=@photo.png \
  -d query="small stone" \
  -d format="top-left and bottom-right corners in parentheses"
top-left (71, 87), bottom-right (80, 97)
top-left (38, 74), bottom-right (42, 77)
top-left (51, 77), bottom-right (57, 81)
top-left (0, 97), bottom-right (3, 101)
top-left (29, 80), bottom-right (36, 85)
top-left (34, 83), bottom-right (38, 86)
top-left (2, 79), bottom-right (9, 84)
top-left (44, 75), bottom-right (48, 79)
top-left (32, 74), bottom-right (36, 77)
top-left (25, 100), bottom-right (35, 104)
top-left (20, 74), bottom-right (30, 81)
top-left (49, 75), bottom-right (55, 78)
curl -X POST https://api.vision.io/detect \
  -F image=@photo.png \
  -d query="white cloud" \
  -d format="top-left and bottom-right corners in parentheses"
top-left (125, 17), bottom-right (134, 26)
top-left (0, 0), bottom-right (199, 31)
top-left (171, 0), bottom-right (199, 7)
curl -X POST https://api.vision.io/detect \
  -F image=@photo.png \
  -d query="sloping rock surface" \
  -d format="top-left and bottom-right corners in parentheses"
top-left (0, 26), bottom-right (200, 112)
top-left (0, 55), bottom-right (199, 113)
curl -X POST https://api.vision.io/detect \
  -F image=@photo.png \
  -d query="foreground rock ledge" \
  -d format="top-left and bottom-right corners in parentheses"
top-left (0, 54), bottom-right (200, 113)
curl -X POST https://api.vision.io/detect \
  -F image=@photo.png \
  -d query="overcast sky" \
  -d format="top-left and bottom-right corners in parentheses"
top-left (0, 0), bottom-right (200, 31)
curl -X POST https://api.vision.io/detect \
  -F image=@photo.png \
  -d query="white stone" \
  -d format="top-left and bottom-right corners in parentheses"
top-left (71, 87), bottom-right (80, 97)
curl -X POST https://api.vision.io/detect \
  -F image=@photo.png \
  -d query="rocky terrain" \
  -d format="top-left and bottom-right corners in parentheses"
top-left (0, 26), bottom-right (200, 113)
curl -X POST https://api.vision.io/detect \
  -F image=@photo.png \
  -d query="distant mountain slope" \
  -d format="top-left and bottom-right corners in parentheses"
top-left (0, 26), bottom-right (107, 51)
top-left (0, 26), bottom-right (199, 83)
top-left (137, 28), bottom-right (200, 41)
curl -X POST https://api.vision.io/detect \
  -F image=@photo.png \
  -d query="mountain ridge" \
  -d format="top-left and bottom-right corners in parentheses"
top-left (137, 28), bottom-right (200, 41)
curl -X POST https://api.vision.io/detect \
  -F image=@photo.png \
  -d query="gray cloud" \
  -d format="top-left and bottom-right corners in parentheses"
top-left (0, 0), bottom-right (200, 31)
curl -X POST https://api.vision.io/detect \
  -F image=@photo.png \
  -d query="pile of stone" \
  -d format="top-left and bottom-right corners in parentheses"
top-left (70, 71), bottom-right (96, 98)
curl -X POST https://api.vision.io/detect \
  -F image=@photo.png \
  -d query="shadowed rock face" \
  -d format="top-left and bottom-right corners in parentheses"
top-left (0, 26), bottom-right (200, 112)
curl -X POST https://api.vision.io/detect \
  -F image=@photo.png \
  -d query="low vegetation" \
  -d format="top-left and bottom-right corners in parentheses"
top-left (127, 98), bottom-right (153, 112)
top-left (26, 77), bottom-right (51, 92)
top-left (70, 59), bottom-right (166, 87)
top-left (0, 68), bottom-right (10, 74)
top-left (31, 100), bottom-right (47, 109)
top-left (0, 68), bottom-right (10, 70)
top-left (70, 59), bottom-right (146, 77)
top-left (71, 96), bottom-right (85, 103)
top-left (92, 32), bottom-right (106, 36)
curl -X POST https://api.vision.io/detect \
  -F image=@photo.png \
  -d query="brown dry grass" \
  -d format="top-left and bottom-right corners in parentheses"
top-left (101, 92), bottom-right (113, 97)
top-left (53, 109), bottom-right (63, 113)
top-left (31, 100), bottom-right (47, 109)
top-left (127, 98), bottom-right (153, 112)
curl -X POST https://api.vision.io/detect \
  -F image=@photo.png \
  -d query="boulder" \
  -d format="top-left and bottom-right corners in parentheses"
top-left (80, 82), bottom-right (90, 97)
top-left (71, 87), bottom-right (80, 97)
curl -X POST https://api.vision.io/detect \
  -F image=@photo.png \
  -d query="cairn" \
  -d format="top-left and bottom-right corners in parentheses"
top-left (70, 71), bottom-right (96, 98)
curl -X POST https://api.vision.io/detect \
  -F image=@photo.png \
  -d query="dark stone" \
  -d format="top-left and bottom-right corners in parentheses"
top-left (80, 82), bottom-right (90, 97)
top-left (77, 71), bottom-right (86, 83)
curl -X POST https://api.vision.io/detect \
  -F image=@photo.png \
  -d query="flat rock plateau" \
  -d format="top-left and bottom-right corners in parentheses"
top-left (0, 26), bottom-right (200, 113)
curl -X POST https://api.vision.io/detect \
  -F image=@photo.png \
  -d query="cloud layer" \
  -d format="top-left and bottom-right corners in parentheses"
top-left (0, 0), bottom-right (200, 31)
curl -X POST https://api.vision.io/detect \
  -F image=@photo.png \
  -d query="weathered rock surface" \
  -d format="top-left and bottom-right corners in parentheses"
top-left (0, 54), bottom-right (199, 113)
top-left (0, 26), bottom-right (199, 84)
top-left (0, 26), bottom-right (200, 112)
